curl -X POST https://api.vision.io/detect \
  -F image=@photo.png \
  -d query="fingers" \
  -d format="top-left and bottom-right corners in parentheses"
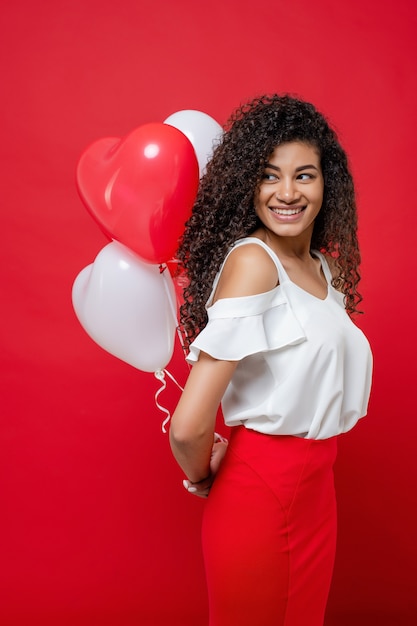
top-left (210, 440), bottom-right (228, 475)
top-left (182, 479), bottom-right (210, 498)
top-left (181, 436), bottom-right (228, 499)
top-left (211, 441), bottom-right (228, 456)
top-left (214, 432), bottom-right (228, 444)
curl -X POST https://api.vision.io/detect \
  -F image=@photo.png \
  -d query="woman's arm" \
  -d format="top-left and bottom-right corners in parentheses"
top-left (169, 351), bottom-right (237, 484)
top-left (170, 241), bottom-right (277, 493)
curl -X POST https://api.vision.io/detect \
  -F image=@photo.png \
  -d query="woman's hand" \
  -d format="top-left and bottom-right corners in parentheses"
top-left (183, 433), bottom-right (228, 498)
top-left (210, 435), bottom-right (228, 475)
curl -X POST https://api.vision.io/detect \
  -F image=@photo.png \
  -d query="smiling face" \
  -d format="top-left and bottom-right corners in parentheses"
top-left (254, 141), bottom-right (324, 244)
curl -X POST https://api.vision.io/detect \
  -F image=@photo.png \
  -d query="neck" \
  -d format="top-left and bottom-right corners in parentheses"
top-left (254, 227), bottom-right (314, 260)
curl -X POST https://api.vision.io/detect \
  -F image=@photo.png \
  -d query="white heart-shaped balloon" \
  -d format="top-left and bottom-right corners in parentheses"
top-left (72, 241), bottom-right (177, 372)
top-left (164, 109), bottom-right (223, 176)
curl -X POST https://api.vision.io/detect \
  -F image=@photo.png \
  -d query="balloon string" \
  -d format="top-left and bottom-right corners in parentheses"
top-left (154, 368), bottom-right (184, 433)
top-left (159, 263), bottom-right (189, 361)
top-left (155, 265), bottom-right (190, 433)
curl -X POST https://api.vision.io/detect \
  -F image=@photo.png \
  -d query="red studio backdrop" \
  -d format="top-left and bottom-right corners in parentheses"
top-left (0, 1), bottom-right (416, 625)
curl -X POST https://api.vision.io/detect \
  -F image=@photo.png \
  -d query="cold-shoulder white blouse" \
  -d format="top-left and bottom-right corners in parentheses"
top-left (186, 238), bottom-right (373, 439)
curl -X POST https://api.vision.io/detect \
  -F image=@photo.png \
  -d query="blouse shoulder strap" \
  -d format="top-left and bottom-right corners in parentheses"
top-left (312, 250), bottom-right (333, 285)
top-left (206, 237), bottom-right (284, 307)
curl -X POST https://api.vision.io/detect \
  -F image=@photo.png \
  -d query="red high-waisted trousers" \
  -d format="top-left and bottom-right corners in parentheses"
top-left (202, 426), bottom-right (338, 626)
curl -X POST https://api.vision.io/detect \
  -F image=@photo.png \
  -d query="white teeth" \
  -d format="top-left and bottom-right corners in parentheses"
top-left (271, 207), bottom-right (303, 215)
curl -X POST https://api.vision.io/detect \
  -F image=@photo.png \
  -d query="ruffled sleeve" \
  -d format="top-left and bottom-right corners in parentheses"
top-left (186, 287), bottom-right (306, 364)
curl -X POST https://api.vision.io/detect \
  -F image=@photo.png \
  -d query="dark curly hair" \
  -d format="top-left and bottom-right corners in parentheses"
top-left (176, 94), bottom-right (362, 347)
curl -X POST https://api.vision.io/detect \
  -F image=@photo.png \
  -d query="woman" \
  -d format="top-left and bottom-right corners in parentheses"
top-left (169, 94), bottom-right (373, 626)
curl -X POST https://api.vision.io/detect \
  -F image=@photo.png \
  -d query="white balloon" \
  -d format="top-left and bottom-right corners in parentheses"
top-left (164, 109), bottom-right (223, 176)
top-left (72, 241), bottom-right (177, 373)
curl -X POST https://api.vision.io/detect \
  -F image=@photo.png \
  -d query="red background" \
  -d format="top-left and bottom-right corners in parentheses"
top-left (1, 1), bottom-right (416, 624)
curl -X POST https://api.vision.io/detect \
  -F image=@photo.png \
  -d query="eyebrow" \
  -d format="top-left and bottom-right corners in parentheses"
top-left (265, 163), bottom-right (320, 172)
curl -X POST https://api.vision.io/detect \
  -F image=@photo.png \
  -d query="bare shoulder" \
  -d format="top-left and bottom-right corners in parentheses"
top-left (213, 243), bottom-right (278, 302)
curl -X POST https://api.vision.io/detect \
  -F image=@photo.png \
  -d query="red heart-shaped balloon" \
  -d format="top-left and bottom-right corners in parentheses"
top-left (76, 123), bottom-right (199, 264)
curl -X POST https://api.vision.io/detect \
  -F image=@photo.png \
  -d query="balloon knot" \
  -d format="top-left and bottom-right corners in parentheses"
top-left (154, 369), bottom-right (165, 381)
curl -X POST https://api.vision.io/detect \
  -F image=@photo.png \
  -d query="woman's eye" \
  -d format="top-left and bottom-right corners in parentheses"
top-left (298, 173), bottom-right (313, 181)
top-left (263, 172), bottom-right (277, 181)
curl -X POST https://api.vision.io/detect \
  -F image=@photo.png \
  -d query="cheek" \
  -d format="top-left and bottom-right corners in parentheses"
top-left (254, 186), bottom-right (269, 208)
top-left (312, 183), bottom-right (324, 208)
top-left (316, 192), bottom-right (324, 207)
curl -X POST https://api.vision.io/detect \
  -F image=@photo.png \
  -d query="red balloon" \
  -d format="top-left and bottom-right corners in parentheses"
top-left (76, 123), bottom-right (199, 264)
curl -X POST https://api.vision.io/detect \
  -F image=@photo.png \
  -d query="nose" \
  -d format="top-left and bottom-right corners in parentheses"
top-left (276, 177), bottom-right (299, 202)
